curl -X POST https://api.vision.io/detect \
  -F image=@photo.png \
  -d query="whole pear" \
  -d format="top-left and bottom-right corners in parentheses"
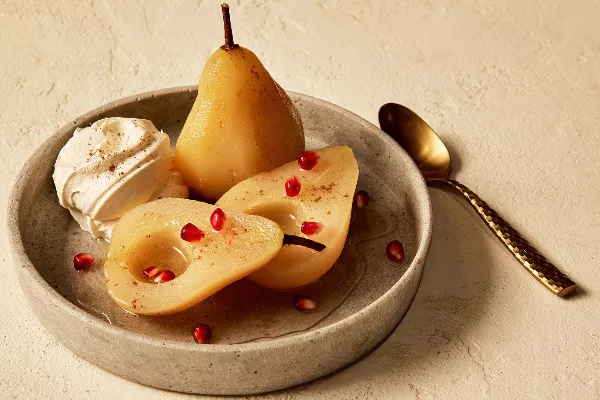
top-left (175, 4), bottom-right (304, 201)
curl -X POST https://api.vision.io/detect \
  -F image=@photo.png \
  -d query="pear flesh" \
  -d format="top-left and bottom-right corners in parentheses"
top-left (104, 198), bottom-right (284, 315)
top-left (217, 146), bottom-right (359, 289)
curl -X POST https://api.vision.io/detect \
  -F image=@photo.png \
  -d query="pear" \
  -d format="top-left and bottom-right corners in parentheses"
top-left (104, 198), bottom-right (284, 315)
top-left (174, 4), bottom-right (304, 201)
top-left (217, 146), bottom-right (359, 289)
top-left (104, 198), bottom-right (324, 315)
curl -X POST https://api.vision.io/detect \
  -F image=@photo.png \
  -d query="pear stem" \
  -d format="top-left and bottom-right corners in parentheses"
top-left (283, 234), bottom-right (326, 252)
top-left (221, 3), bottom-right (236, 50)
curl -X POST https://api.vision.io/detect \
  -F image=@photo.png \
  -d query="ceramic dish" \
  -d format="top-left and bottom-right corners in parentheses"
top-left (7, 86), bottom-right (432, 395)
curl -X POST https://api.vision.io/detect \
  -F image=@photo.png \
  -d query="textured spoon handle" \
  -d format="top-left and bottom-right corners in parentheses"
top-left (436, 179), bottom-right (576, 297)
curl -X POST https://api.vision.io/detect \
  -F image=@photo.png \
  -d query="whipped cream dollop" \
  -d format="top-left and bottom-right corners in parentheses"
top-left (53, 117), bottom-right (188, 241)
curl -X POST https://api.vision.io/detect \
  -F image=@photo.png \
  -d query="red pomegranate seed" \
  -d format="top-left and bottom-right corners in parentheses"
top-left (285, 176), bottom-right (301, 197)
top-left (181, 223), bottom-right (205, 242)
top-left (210, 208), bottom-right (226, 231)
top-left (154, 270), bottom-right (176, 283)
top-left (143, 266), bottom-right (160, 278)
top-left (386, 240), bottom-right (405, 263)
top-left (193, 323), bottom-right (212, 344)
top-left (297, 151), bottom-right (319, 170)
top-left (74, 253), bottom-right (94, 271)
top-left (294, 296), bottom-right (317, 312)
top-left (301, 221), bottom-right (321, 235)
top-left (354, 190), bottom-right (369, 208)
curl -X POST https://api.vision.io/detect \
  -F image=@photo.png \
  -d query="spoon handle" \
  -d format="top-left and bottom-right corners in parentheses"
top-left (435, 178), bottom-right (576, 297)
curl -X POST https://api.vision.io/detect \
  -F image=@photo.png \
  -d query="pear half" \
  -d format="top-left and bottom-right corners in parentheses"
top-left (217, 146), bottom-right (359, 289)
top-left (174, 5), bottom-right (304, 201)
top-left (104, 198), bottom-right (283, 315)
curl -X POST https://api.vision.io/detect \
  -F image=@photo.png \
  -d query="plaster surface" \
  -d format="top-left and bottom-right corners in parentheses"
top-left (1, 0), bottom-right (599, 399)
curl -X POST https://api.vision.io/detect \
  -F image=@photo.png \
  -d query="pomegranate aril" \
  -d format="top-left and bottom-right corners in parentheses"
top-left (154, 270), bottom-right (176, 283)
top-left (301, 221), bottom-right (321, 235)
top-left (285, 176), bottom-right (301, 197)
top-left (354, 190), bottom-right (369, 208)
top-left (74, 253), bottom-right (94, 271)
top-left (386, 240), bottom-right (405, 263)
top-left (294, 296), bottom-right (317, 312)
top-left (181, 223), bottom-right (205, 242)
top-left (210, 208), bottom-right (226, 231)
top-left (193, 323), bottom-right (212, 344)
top-left (143, 266), bottom-right (160, 278)
top-left (297, 151), bottom-right (319, 171)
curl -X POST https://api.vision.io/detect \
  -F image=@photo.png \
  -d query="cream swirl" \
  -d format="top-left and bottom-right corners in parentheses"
top-left (53, 117), bottom-right (188, 241)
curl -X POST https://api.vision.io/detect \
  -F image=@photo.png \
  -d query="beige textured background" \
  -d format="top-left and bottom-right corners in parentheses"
top-left (2, 0), bottom-right (600, 398)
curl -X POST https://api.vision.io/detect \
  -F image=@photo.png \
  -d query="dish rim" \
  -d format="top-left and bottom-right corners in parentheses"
top-left (7, 86), bottom-right (432, 353)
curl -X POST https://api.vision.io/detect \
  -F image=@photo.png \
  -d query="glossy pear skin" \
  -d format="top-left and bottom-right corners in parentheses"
top-left (217, 146), bottom-right (359, 289)
top-left (104, 198), bottom-right (284, 315)
top-left (174, 46), bottom-right (305, 201)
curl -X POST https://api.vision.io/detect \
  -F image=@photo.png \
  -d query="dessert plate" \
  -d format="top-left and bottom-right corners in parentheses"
top-left (8, 86), bottom-right (432, 395)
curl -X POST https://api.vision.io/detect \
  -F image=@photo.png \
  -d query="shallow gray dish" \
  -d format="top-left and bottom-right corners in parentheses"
top-left (7, 86), bottom-right (432, 395)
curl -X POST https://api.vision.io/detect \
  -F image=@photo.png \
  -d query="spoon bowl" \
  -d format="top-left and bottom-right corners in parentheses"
top-left (379, 103), bottom-right (451, 180)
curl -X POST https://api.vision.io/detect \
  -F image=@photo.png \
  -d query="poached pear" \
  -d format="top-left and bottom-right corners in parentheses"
top-left (104, 198), bottom-right (284, 315)
top-left (217, 146), bottom-right (359, 289)
top-left (174, 4), bottom-right (304, 201)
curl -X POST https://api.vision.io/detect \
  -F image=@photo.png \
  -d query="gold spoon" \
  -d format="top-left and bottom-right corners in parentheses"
top-left (379, 103), bottom-right (576, 297)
